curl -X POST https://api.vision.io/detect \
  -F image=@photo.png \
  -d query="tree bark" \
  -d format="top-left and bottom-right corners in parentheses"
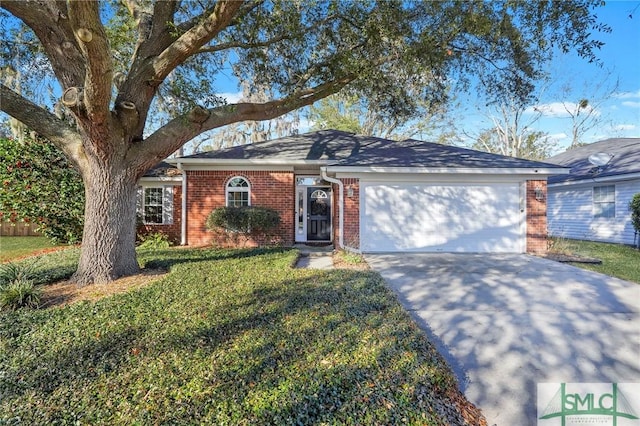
top-left (72, 157), bottom-right (140, 286)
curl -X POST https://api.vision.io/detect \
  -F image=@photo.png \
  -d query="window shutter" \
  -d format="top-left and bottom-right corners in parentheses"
top-left (136, 186), bottom-right (143, 222)
top-left (162, 186), bottom-right (174, 224)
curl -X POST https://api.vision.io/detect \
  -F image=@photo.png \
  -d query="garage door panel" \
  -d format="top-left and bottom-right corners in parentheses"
top-left (361, 183), bottom-right (523, 253)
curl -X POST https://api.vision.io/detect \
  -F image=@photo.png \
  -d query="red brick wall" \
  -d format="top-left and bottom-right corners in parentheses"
top-left (185, 170), bottom-right (294, 247)
top-left (138, 185), bottom-right (183, 244)
top-left (340, 178), bottom-right (360, 250)
top-left (526, 180), bottom-right (548, 254)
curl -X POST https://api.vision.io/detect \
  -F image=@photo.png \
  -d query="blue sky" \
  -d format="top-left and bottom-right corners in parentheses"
top-left (430, 0), bottom-right (640, 152)
top-left (527, 0), bottom-right (640, 150)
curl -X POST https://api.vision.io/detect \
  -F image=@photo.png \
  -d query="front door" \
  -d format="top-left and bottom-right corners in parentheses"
top-left (307, 187), bottom-right (332, 241)
top-left (295, 179), bottom-right (332, 243)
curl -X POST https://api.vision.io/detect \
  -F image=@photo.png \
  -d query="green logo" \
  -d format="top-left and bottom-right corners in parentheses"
top-left (539, 383), bottom-right (639, 426)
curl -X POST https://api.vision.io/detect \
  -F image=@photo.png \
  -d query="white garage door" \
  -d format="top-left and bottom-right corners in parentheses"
top-left (360, 182), bottom-right (524, 253)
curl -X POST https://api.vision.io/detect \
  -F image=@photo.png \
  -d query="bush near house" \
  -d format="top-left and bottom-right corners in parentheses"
top-left (206, 206), bottom-right (281, 246)
top-left (0, 248), bottom-right (483, 425)
top-left (630, 193), bottom-right (640, 248)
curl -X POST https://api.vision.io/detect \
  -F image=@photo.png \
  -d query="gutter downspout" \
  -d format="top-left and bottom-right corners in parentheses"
top-left (177, 162), bottom-right (187, 246)
top-left (320, 167), bottom-right (343, 250)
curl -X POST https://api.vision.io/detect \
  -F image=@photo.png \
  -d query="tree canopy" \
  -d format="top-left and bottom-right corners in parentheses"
top-left (308, 92), bottom-right (454, 142)
top-left (0, 0), bottom-right (609, 284)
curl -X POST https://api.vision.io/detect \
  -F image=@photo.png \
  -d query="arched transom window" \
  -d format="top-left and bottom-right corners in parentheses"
top-left (226, 176), bottom-right (250, 207)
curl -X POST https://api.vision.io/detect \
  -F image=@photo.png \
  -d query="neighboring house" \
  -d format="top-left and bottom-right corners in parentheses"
top-left (546, 138), bottom-right (640, 246)
top-left (137, 161), bottom-right (183, 243)
top-left (149, 130), bottom-right (566, 254)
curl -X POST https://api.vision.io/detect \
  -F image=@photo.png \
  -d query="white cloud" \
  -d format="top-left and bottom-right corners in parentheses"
top-left (548, 132), bottom-right (568, 140)
top-left (613, 89), bottom-right (640, 99)
top-left (621, 101), bottom-right (640, 108)
top-left (613, 124), bottom-right (637, 131)
top-left (529, 102), bottom-right (600, 118)
top-left (218, 91), bottom-right (243, 103)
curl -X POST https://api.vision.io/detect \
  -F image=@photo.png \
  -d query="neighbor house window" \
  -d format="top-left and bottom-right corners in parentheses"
top-left (593, 185), bottom-right (615, 218)
top-left (226, 176), bottom-right (250, 207)
top-left (138, 186), bottom-right (173, 224)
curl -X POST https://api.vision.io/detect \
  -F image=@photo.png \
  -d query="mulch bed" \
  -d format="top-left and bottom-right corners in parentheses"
top-left (39, 268), bottom-right (168, 308)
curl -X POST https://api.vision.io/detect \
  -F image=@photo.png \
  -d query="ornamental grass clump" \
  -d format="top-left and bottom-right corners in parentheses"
top-left (0, 262), bottom-right (42, 311)
top-left (0, 279), bottom-right (42, 311)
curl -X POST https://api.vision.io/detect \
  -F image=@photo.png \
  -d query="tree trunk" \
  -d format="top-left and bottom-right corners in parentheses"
top-left (71, 160), bottom-right (140, 286)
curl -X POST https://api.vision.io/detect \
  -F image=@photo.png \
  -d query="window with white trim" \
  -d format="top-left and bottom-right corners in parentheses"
top-left (593, 185), bottom-right (615, 218)
top-left (226, 176), bottom-right (250, 207)
top-left (137, 186), bottom-right (174, 224)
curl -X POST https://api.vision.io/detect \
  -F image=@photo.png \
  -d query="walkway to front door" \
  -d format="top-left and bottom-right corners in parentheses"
top-left (295, 177), bottom-right (332, 243)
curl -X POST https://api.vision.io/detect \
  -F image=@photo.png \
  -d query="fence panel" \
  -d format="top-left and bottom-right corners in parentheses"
top-left (0, 221), bottom-right (41, 237)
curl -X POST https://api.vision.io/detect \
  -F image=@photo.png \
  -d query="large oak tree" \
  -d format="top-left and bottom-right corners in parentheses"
top-left (1, 0), bottom-right (607, 285)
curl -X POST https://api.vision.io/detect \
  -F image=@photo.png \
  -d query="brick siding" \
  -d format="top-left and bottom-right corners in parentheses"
top-left (339, 178), bottom-right (360, 250)
top-left (185, 170), bottom-right (294, 247)
top-left (526, 180), bottom-right (548, 254)
top-left (171, 173), bottom-right (548, 253)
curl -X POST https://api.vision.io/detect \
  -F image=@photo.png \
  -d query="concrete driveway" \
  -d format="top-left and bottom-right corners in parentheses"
top-left (365, 253), bottom-right (640, 426)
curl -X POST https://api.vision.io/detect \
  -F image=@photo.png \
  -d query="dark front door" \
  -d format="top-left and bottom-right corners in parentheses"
top-left (307, 187), bottom-right (331, 241)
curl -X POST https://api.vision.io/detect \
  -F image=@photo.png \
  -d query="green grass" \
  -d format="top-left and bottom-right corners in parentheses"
top-left (556, 239), bottom-right (640, 284)
top-left (0, 248), bottom-right (471, 425)
top-left (0, 236), bottom-right (59, 262)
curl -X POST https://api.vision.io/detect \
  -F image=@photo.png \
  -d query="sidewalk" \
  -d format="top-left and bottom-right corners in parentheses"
top-left (293, 244), bottom-right (334, 270)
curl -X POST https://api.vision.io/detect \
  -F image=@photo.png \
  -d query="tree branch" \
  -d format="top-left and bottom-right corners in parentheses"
top-left (1, 0), bottom-right (85, 88)
top-left (150, 0), bottom-right (245, 83)
top-left (197, 33), bottom-right (291, 54)
top-left (67, 1), bottom-right (112, 124)
top-left (0, 85), bottom-right (85, 170)
top-left (128, 75), bottom-right (355, 173)
top-left (129, 0), bottom-right (178, 60)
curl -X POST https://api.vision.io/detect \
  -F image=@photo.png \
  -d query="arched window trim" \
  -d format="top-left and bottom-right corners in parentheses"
top-left (226, 176), bottom-right (251, 207)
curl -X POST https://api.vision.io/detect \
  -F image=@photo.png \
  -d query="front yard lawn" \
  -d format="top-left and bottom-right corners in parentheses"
top-left (553, 239), bottom-right (640, 284)
top-left (0, 236), bottom-right (61, 262)
top-left (0, 248), bottom-right (482, 425)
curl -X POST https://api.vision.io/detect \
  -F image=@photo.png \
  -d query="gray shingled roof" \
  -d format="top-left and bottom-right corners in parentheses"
top-left (178, 129), bottom-right (564, 170)
top-left (547, 138), bottom-right (640, 184)
top-left (144, 161), bottom-right (182, 177)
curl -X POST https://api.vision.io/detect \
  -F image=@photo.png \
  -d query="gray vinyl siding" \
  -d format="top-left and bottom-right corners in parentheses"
top-left (548, 178), bottom-right (640, 245)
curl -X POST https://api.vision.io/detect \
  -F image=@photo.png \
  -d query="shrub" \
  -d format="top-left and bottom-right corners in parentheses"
top-left (206, 206), bottom-right (280, 234)
top-left (137, 231), bottom-right (172, 250)
top-left (0, 279), bottom-right (42, 311)
top-left (0, 136), bottom-right (84, 244)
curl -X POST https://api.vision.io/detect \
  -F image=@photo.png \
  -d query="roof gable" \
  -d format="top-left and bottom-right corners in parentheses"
top-left (547, 138), bottom-right (640, 184)
top-left (175, 130), bottom-right (564, 171)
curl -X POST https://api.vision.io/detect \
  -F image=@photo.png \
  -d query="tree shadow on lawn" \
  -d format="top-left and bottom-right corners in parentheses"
top-left (1, 266), bottom-right (483, 424)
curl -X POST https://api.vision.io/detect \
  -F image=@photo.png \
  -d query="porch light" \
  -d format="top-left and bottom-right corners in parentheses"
top-left (347, 186), bottom-right (354, 197)
top-left (534, 186), bottom-right (545, 201)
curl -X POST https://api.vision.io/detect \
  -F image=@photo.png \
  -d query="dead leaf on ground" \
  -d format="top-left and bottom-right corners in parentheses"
top-left (40, 268), bottom-right (167, 308)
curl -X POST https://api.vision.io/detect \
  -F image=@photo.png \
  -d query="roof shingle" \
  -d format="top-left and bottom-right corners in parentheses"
top-left (179, 130), bottom-right (564, 170)
top-left (546, 138), bottom-right (640, 184)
